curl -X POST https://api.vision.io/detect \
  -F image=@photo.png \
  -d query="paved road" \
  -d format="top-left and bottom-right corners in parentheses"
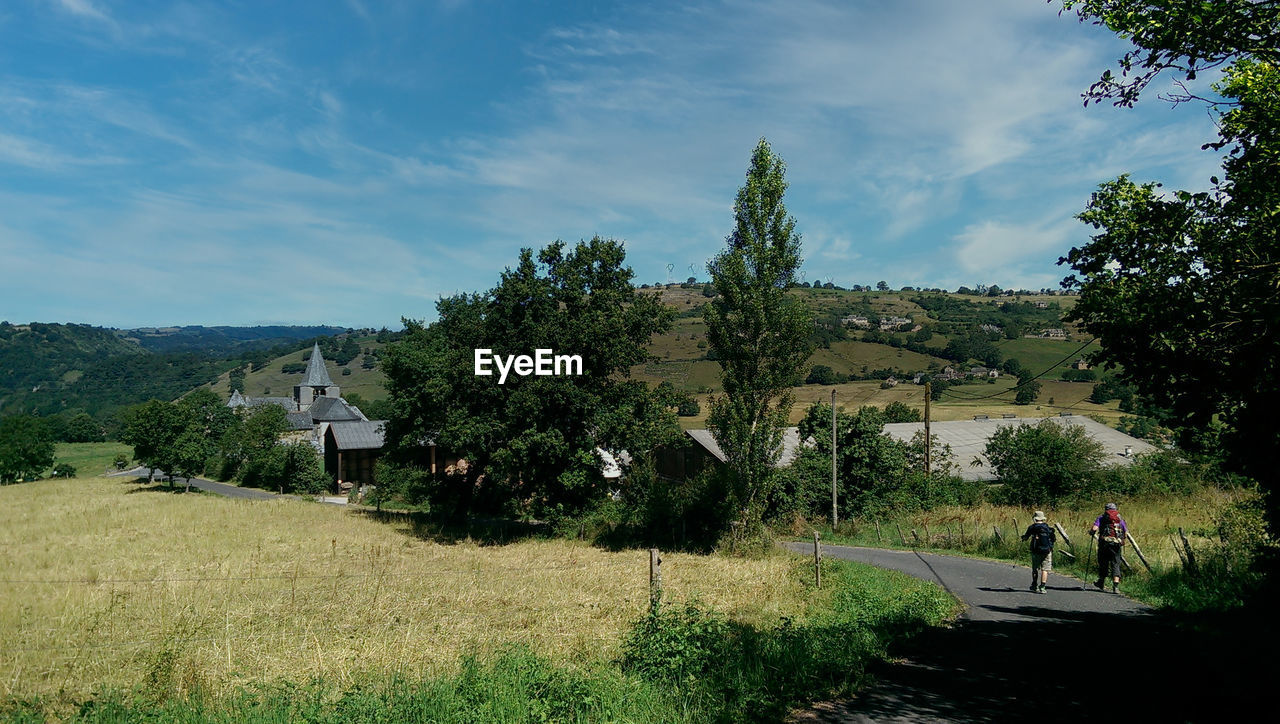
top-left (111, 467), bottom-right (283, 500)
top-left (784, 543), bottom-right (1245, 723)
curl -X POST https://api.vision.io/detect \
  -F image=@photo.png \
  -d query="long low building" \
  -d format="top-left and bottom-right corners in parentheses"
top-left (882, 415), bottom-right (1158, 481)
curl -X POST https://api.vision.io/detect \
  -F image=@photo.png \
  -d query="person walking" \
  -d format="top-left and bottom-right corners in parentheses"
top-left (1021, 511), bottom-right (1055, 593)
top-left (1090, 502), bottom-right (1128, 593)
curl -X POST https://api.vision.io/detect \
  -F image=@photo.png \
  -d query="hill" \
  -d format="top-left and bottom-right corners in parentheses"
top-left (119, 324), bottom-right (346, 354)
top-left (0, 322), bottom-right (379, 422)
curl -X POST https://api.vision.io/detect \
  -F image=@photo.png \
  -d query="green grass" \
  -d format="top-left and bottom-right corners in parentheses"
top-left (993, 337), bottom-right (1101, 375)
top-left (45, 442), bottom-right (131, 478)
top-left (205, 335), bottom-right (389, 401)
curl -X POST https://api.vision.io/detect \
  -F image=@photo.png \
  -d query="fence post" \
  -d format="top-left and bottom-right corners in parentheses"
top-left (922, 522), bottom-right (932, 547)
top-left (1177, 527), bottom-right (1197, 575)
top-left (1053, 522), bottom-right (1075, 552)
top-left (649, 548), bottom-right (662, 612)
top-left (813, 531), bottom-right (822, 589)
top-left (875, 520), bottom-right (883, 544)
top-left (1126, 531), bottom-right (1152, 572)
top-left (895, 522), bottom-right (907, 546)
top-left (992, 525), bottom-right (1003, 543)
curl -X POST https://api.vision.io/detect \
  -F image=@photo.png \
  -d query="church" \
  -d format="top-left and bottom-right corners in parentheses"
top-left (227, 343), bottom-right (386, 491)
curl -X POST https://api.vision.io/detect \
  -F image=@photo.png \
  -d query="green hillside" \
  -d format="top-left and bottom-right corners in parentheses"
top-left (206, 335), bottom-right (391, 402)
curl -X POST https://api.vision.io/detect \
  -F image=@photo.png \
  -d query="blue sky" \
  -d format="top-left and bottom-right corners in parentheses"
top-left (0, 0), bottom-right (1225, 329)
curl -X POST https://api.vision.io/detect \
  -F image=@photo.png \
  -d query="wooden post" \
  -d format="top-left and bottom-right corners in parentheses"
top-left (813, 531), bottom-right (822, 589)
top-left (992, 525), bottom-right (1003, 543)
top-left (1053, 522), bottom-right (1075, 551)
top-left (1126, 531), bottom-right (1152, 572)
top-left (1178, 527), bottom-right (1197, 574)
top-left (922, 522), bottom-right (932, 547)
top-left (1170, 534), bottom-right (1188, 568)
top-left (831, 388), bottom-right (838, 530)
top-left (895, 522), bottom-right (907, 546)
top-left (649, 548), bottom-right (662, 611)
top-left (911, 529), bottom-right (922, 546)
top-left (924, 382), bottom-right (932, 476)
top-left (1056, 548), bottom-right (1077, 561)
top-left (875, 520), bottom-right (883, 544)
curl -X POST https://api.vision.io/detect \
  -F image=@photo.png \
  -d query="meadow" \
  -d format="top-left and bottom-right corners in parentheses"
top-left (0, 475), bottom-right (957, 721)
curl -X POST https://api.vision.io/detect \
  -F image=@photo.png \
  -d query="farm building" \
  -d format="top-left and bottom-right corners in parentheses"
top-left (228, 342), bottom-right (391, 491)
top-left (881, 415), bottom-right (1157, 481)
top-left (655, 427), bottom-right (804, 481)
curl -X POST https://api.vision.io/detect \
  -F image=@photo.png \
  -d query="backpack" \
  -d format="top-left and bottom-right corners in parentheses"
top-left (1030, 523), bottom-right (1054, 554)
top-left (1099, 512), bottom-right (1125, 545)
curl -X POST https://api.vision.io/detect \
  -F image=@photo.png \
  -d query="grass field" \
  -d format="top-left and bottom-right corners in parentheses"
top-left (206, 335), bottom-right (390, 401)
top-left (45, 441), bottom-right (132, 478)
top-left (0, 476), bottom-right (821, 704)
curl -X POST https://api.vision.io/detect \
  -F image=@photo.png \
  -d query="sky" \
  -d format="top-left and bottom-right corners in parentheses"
top-left (0, 0), bottom-right (1227, 329)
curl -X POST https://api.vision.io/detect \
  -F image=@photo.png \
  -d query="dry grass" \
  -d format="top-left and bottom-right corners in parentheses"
top-left (844, 488), bottom-right (1252, 570)
top-left (0, 477), bottom-right (808, 702)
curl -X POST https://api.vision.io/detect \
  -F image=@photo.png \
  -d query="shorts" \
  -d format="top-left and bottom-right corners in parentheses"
top-left (1032, 550), bottom-right (1052, 572)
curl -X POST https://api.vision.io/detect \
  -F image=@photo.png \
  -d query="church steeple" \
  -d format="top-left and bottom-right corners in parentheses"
top-left (301, 343), bottom-right (334, 387)
top-left (294, 342), bottom-right (339, 409)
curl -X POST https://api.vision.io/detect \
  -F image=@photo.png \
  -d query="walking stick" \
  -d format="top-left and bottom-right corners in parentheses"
top-left (1083, 531), bottom-right (1095, 590)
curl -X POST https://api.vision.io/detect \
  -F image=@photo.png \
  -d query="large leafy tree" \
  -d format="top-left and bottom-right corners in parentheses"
top-left (382, 237), bottom-right (677, 519)
top-left (0, 415), bottom-right (56, 483)
top-left (704, 139), bottom-right (813, 536)
top-left (120, 400), bottom-right (189, 484)
top-left (1058, 2), bottom-right (1280, 520)
top-left (983, 420), bottom-right (1106, 504)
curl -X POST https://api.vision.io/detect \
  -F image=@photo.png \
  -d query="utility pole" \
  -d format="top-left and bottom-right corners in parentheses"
top-left (831, 388), bottom-right (838, 529)
top-left (924, 382), bottom-right (932, 477)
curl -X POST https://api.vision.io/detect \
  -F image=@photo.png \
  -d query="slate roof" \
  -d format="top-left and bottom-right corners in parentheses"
top-left (286, 412), bottom-right (314, 431)
top-left (328, 420), bottom-right (386, 450)
top-left (309, 396), bottom-right (364, 422)
top-left (301, 343), bottom-right (334, 387)
top-left (244, 397), bottom-right (298, 411)
top-left (881, 415), bottom-right (1159, 481)
top-left (685, 427), bottom-right (804, 467)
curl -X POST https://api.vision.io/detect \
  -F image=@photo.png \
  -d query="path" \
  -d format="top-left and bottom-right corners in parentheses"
top-left (784, 543), bottom-right (1244, 722)
top-left (111, 467), bottom-right (292, 501)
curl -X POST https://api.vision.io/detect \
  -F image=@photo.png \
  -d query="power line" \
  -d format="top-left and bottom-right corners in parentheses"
top-left (937, 338), bottom-right (1097, 402)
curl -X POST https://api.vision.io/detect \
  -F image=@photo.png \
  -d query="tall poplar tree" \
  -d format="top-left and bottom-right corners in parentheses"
top-left (705, 139), bottom-right (812, 541)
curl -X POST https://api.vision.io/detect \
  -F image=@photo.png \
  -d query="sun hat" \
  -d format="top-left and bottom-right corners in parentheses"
top-left (1105, 502), bottom-right (1117, 511)
top-left (1033, 511), bottom-right (1047, 522)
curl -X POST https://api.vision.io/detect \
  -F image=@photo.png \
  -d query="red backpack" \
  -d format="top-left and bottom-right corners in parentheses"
top-left (1099, 511), bottom-right (1125, 545)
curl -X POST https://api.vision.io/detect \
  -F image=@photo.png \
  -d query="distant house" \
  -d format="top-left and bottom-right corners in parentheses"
top-left (842, 315), bottom-right (870, 328)
top-left (228, 342), bottom-right (389, 491)
top-left (979, 324), bottom-right (1002, 334)
top-left (879, 315), bottom-right (912, 331)
top-left (1073, 359), bottom-right (1091, 370)
top-left (1025, 328), bottom-right (1068, 339)
top-left (655, 428), bottom-right (805, 482)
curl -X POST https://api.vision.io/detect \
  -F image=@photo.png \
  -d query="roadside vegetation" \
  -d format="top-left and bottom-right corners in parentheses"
top-left (0, 475), bottom-right (956, 722)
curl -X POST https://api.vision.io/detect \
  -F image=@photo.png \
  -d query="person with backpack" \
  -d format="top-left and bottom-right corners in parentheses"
top-left (1020, 511), bottom-right (1056, 593)
top-left (1090, 502), bottom-right (1128, 593)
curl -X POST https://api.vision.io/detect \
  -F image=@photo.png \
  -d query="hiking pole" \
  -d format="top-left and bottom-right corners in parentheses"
top-left (1083, 531), bottom-right (1094, 590)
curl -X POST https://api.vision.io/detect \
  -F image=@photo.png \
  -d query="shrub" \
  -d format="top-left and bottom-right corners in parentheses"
top-left (51, 463), bottom-right (77, 478)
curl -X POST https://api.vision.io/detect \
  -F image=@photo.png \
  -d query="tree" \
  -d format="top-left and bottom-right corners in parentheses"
top-left (876, 280), bottom-right (889, 291)
top-left (1058, 2), bottom-right (1280, 521)
top-left (383, 237), bottom-right (677, 520)
top-left (805, 365), bottom-right (838, 386)
top-left (0, 415), bottom-right (55, 483)
top-left (1014, 379), bottom-right (1042, 405)
top-left (704, 139), bottom-right (812, 540)
top-left (794, 403), bottom-right (909, 514)
top-left (983, 419), bottom-right (1106, 503)
top-left (883, 400), bottom-right (922, 423)
top-left (120, 400), bottom-right (187, 484)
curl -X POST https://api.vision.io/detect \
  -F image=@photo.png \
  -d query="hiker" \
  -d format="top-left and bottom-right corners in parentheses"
top-left (1090, 502), bottom-right (1128, 593)
top-left (1020, 511), bottom-right (1055, 593)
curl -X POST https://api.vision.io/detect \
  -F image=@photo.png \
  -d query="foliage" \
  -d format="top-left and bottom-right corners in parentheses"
top-left (382, 237), bottom-right (677, 519)
top-left (882, 400), bottom-right (922, 423)
top-left (0, 415), bottom-right (56, 483)
top-left (984, 419), bottom-right (1106, 504)
top-left (704, 139), bottom-right (812, 540)
top-left (1014, 378), bottom-right (1042, 405)
top-left (1059, 2), bottom-right (1280, 525)
top-left (51, 462), bottom-right (77, 478)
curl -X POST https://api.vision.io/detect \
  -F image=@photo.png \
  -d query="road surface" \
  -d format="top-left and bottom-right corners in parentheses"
top-left (784, 543), bottom-right (1245, 723)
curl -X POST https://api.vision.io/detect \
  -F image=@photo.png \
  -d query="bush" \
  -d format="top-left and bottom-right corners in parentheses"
top-left (985, 419), bottom-right (1105, 504)
top-left (51, 463), bottom-right (77, 478)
